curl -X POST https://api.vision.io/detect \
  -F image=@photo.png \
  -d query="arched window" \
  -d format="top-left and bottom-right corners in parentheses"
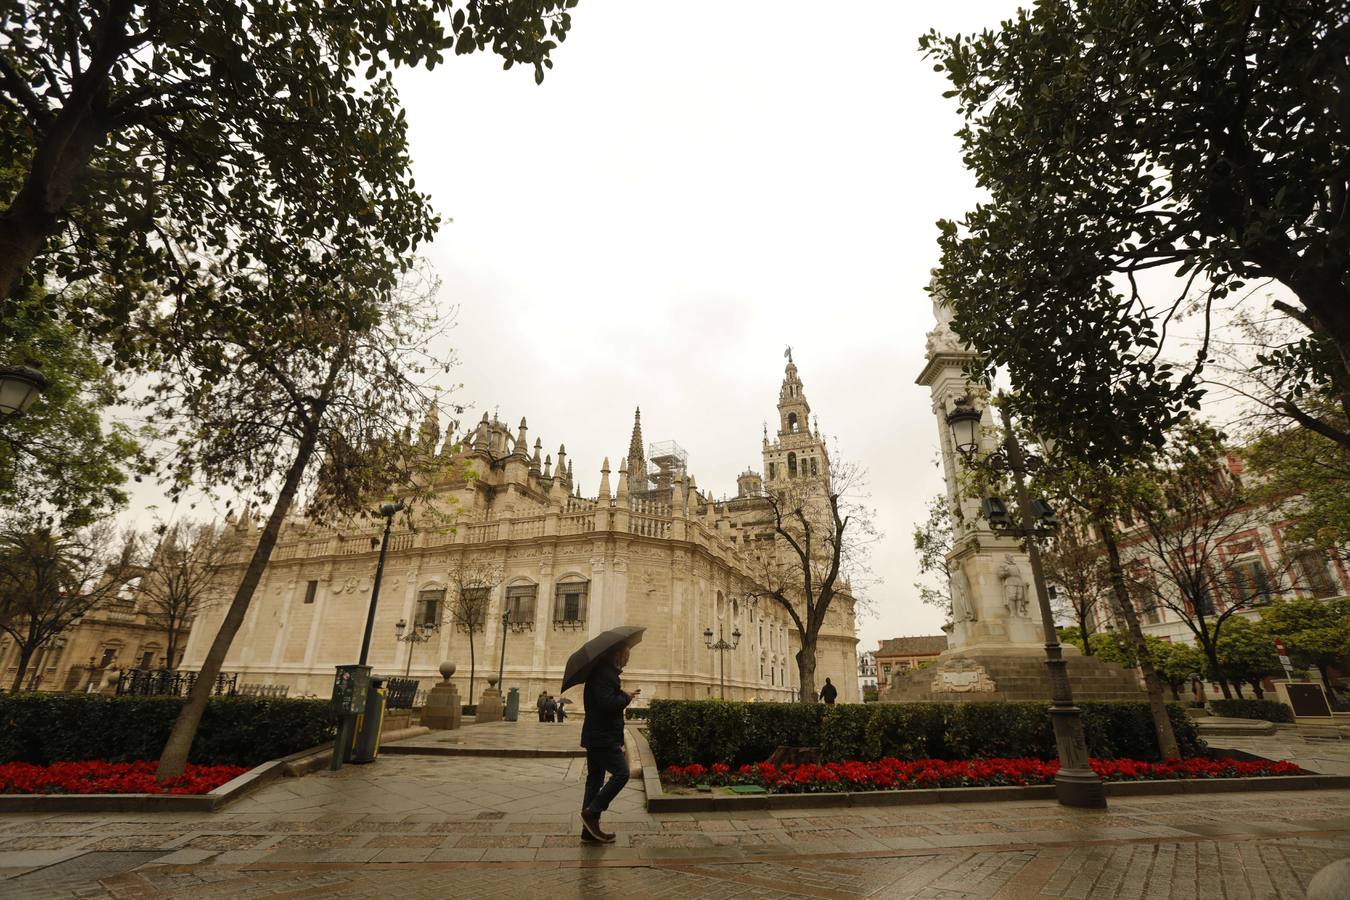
top-left (787, 412), bottom-right (798, 432)
top-left (716, 590), bottom-right (725, 619)
top-left (768, 462), bottom-right (776, 480)
top-left (787, 452), bottom-right (797, 478)
top-left (504, 579), bottom-right (538, 630)
top-left (810, 457), bottom-right (818, 476)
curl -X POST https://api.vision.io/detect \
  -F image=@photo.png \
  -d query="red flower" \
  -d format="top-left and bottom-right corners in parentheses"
top-left (0, 761), bottom-right (246, 796)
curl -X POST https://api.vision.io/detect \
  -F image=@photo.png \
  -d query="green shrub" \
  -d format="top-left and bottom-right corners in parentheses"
top-left (0, 694), bottom-right (336, 766)
top-left (1209, 698), bottom-right (1295, 723)
top-left (624, 707), bottom-right (650, 721)
top-left (644, 699), bottom-right (1205, 766)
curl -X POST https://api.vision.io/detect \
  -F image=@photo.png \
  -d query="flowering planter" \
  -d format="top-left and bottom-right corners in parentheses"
top-left (0, 757), bottom-right (295, 813)
top-left (628, 729), bottom-right (1350, 813)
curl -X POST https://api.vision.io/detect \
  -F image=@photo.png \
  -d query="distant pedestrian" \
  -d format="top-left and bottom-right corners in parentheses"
top-left (544, 694), bottom-right (558, 723)
top-left (556, 698), bottom-right (568, 723)
top-left (580, 643), bottom-right (639, 843)
top-left (536, 690), bottom-right (548, 723)
top-left (819, 677), bottom-right (838, 705)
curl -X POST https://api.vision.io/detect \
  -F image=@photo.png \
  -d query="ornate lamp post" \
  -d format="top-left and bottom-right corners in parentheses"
top-left (946, 394), bottom-right (1106, 809)
top-left (0, 363), bottom-right (48, 418)
top-left (702, 623), bottom-right (742, 700)
top-left (358, 501), bottom-right (405, 666)
top-left (496, 608), bottom-right (511, 689)
top-left (394, 617), bottom-right (436, 678)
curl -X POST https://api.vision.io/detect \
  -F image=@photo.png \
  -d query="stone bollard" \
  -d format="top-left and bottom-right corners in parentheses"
top-left (476, 676), bottom-right (504, 724)
top-left (420, 662), bottom-right (463, 731)
top-left (1307, 859), bottom-right (1350, 900)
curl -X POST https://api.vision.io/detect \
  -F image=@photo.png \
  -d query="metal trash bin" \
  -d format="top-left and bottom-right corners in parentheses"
top-left (350, 675), bottom-right (387, 764)
top-left (505, 687), bottom-right (519, 722)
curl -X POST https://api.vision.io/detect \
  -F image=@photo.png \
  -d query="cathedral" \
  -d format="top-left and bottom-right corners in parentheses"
top-left (178, 356), bottom-right (861, 705)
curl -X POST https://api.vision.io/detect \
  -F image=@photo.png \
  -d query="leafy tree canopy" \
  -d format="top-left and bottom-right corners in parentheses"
top-left (1246, 393), bottom-right (1350, 552)
top-left (0, 285), bottom-right (146, 527)
top-left (0, 0), bottom-right (577, 363)
top-left (924, 0), bottom-right (1350, 461)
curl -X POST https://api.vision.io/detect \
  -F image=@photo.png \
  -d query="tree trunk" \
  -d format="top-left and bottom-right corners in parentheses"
top-left (9, 645), bottom-right (36, 693)
top-left (1232, 681), bottom-right (1245, 699)
top-left (796, 639), bottom-right (817, 704)
top-left (155, 411), bottom-right (324, 780)
top-left (1250, 680), bottom-right (1264, 699)
top-left (1200, 640), bottom-right (1233, 699)
top-left (1098, 519), bottom-right (1180, 759)
top-left (1078, 609), bottom-right (1093, 655)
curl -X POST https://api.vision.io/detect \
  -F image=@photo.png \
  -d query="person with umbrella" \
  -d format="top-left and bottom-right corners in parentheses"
top-left (563, 625), bottom-right (644, 844)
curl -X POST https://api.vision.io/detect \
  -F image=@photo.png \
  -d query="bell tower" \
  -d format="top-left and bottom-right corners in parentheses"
top-left (763, 349), bottom-right (830, 486)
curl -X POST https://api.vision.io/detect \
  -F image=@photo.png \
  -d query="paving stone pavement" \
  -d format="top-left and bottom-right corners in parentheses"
top-left (2, 722), bottom-right (1349, 898)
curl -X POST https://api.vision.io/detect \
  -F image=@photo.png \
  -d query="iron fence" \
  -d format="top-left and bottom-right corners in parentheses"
top-left (238, 683), bottom-right (290, 698)
top-left (115, 668), bottom-right (238, 698)
top-left (384, 677), bottom-right (419, 709)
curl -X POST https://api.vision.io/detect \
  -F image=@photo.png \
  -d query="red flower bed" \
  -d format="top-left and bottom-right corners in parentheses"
top-left (661, 757), bottom-right (1303, 793)
top-left (0, 761), bottom-right (248, 796)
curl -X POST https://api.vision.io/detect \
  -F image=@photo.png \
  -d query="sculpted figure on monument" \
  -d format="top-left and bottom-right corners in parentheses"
top-left (997, 555), bottom-right (1030, 617)
top-left (950, 567), bottom-right (977, 623)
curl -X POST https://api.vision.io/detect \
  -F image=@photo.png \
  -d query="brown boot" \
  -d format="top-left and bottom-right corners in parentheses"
top-left (580, 809), bottom-right (615, 843)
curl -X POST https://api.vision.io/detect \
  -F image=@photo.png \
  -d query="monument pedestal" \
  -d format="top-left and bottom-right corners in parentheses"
top-left (421, 662), bottom-right (463, 730)
top-left (884, 647), bottom-right (1144, 704)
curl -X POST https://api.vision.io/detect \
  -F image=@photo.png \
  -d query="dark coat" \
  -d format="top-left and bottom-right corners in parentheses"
top-left (820, 682), bottom-right (838, 704)
top-left (580, 661), bottom-right (630, 749)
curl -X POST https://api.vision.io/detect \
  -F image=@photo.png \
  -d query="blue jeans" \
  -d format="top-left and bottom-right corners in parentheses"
top-left (582, 746), bottom-right (629, 814)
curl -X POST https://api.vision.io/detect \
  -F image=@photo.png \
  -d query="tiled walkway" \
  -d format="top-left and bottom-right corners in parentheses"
top-left (1, 722), bottom-right (1348, 897)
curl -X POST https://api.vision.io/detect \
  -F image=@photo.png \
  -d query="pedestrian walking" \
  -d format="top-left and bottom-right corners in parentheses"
top-left (556, 697), bottom-right (568, 723)
top-left (579, 643), bottom-right (638, 842)
top-left (544, 694), bottom-right (557, 723)
top-left (536, 690), bottom-right (548, 723)
top-left (819, 677), bottom-right (838, 705)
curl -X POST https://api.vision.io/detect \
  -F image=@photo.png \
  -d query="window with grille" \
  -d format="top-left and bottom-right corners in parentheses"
top-left (552, 580), bottom-right (588, 629)
top-left (454, 587), bottom-right (488, 630)
top-left (1227, 559), bottom-right (1272, 606)
top-left (303, 580), bottom-right (318, 604)
top-left (418, 589), bottom-right (445, 627)
top-left (505, 584), bottom-right (537, 628)
top-left (1294, 550), bottom-right (1338, 598)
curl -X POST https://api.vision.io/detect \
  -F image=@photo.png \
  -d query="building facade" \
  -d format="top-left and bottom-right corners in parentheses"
top-left (179, 357), bottom-right (860, 704)
top-left (874, 635), bottom-right (947, 691)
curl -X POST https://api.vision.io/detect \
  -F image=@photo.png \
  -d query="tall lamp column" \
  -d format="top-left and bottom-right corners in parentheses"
top-left (702, 623), bottom-right (741, 700)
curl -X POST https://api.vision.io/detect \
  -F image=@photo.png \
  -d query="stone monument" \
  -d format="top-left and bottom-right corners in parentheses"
top-left (476, 676), bottom-right (505, 724)
top-left (420, 662), bottom-right (463, 730)
top-left (884, 282), bottom-right (1143, 703)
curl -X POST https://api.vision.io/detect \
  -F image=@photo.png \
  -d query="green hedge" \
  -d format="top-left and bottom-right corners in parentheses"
top-left (0, 694), bottom-right (336, 766)
top-left (1209, 698), bottom-right (1295, 723)
top-left (647, 699), bottom-right (1203, 767)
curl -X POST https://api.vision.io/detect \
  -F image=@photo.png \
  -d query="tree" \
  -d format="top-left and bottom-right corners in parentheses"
top-left (136, 521), bottom-right (232, 670)
top-left (1149, 637), bottom-right (1209, 701)
top-left (1261, 596), bottom-right (1350, 696)
top-left (747, 459), bottom-right (876, 703)
top-left (1042, 521), bottom-right (1110, 655)
top-left (912, 492), bottom-right (954, 616)
top-left (153, 269), bottom-right (450, 780)
top-left (0, 284), bottom-right (146, 528)
top-left (1032, 447), bottom-right (1179, 758)
top-left (1214, 615), bottom-right (1280, 699)
top-left (447, 560), bottom-right (502, 702)
top-left (1087, 631), bottom-right (1137, 668)
top-left (1124, 422), bottom-right (1279, 698)
top-left (0, 521), bottom-right (141, 691)
top-left (924, 1), bottom-right (1350, 461)
top-left (0, 0), bottom-right (577, 331)
top-left (1246, 393), bottom-right (1350, 554)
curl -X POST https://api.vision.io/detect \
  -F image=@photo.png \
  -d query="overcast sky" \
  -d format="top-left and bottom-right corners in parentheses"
top-left (379, 0), bottom-right (1033, 654)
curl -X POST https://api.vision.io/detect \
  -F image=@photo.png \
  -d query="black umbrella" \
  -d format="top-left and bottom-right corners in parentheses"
top-left (561, 625), bottom-right (645, 692)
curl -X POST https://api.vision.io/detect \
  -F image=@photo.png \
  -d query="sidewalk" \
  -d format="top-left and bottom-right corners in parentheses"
top-left (1, 721), bottom-right (1348, 897)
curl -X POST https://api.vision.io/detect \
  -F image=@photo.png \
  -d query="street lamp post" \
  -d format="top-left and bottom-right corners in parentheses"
top-left (0, 363), bottom-right (48, 418)
top-left (946, 394), bottom-right (1106, 810)
top-left (358, 501), bottom-right (404, 666)
top-left (496, 608), bottom-right (511, 689)
top-left (702, 623), bottom-right (741, 700)
top-left (394, 617), bottom-right (436, 678)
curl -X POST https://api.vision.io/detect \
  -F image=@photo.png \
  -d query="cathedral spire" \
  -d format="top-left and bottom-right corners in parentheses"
top-left (626, 407), bottom-right (647, 494)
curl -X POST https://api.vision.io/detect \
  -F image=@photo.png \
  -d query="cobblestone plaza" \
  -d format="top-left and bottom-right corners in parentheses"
top-left (2, 722), bottom-right (1348, 898)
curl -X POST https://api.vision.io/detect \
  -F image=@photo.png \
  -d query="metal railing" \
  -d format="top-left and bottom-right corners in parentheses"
top-left (384, 677), bottom-right (419, 709)
top-left (115, 668), bottom-right (238, 698)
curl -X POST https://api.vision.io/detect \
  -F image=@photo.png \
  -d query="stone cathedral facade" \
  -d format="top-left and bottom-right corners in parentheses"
top-left (179, 357), bottom-right (860, 705)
